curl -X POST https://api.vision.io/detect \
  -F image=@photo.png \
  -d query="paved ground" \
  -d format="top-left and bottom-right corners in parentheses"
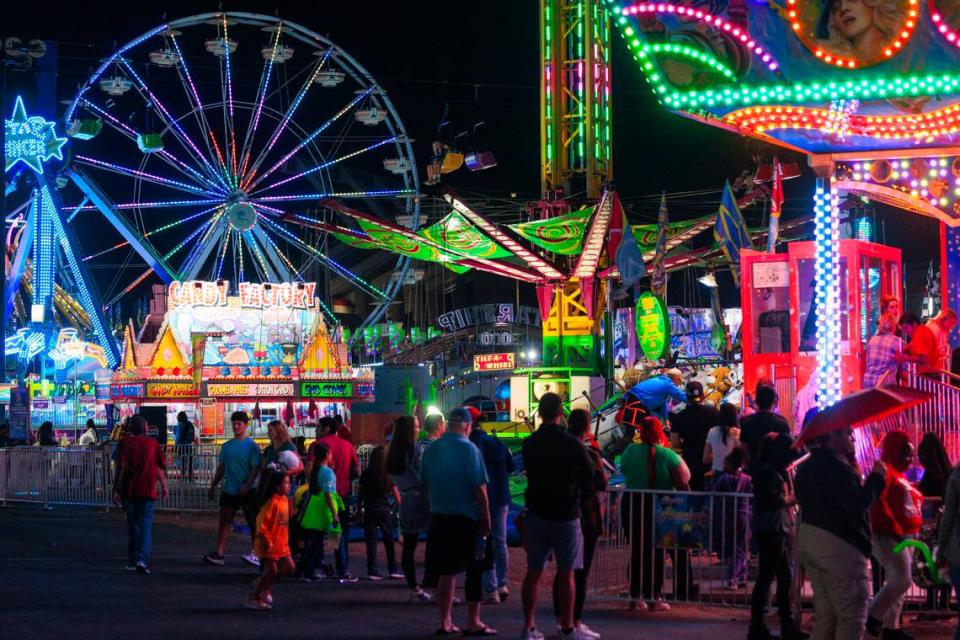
top-left (0, 504), bottom-right (955, 639)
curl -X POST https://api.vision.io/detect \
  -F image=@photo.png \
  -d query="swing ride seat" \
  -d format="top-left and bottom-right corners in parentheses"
top-left (66, 119), bottom-right (102, 141)
top-left (136, 134), bottom-right (164, 154)
top-left (464, 150), bottom-right (497, 172)
top-left (440, 151), bottom-right (464, 174)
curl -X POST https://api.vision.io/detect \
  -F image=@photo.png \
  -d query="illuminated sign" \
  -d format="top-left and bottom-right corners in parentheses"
top-left (168, 280), bottom-right (229, 308)
top-left (4, 96), bottom-right (67, 174)
top-left (355, 382), bottom-right (375, 399)
top-left (300, 380), bottom-right (353, 399)
top-left (206, 382), bottom-right (294, 397)
top-left (473, 353), bottom-right (516, 372)
top-left (146, 382), bottom-right (198, 399)
top-left (111, 383), bottom-right (145, 399)
top-left (0, 385), bottom-right (12, 404)
top-left (636, 292), bottom-right (670, 361)
top-left (239, 282), bottom-right (316, 309)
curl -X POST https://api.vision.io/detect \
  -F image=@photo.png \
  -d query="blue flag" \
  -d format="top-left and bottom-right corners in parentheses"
top-left (612, 194), bottom-right (646, 287)
top-left (714, 181), bottom-right (752, 285)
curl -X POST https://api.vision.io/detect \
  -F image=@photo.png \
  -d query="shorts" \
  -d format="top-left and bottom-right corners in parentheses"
top-left (425, 513), bottom-right (480, 576)
top-left (219, 492), bottom-right (253, 509)
top-left (524, 513), bottom-right (583, 572)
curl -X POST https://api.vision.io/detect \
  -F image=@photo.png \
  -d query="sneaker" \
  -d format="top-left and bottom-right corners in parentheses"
top-left (649, 599), bottom-right (671, 611)
top-left (124, 564), bottom-right (137, 572)
top-left (520, 628), bottom-right (545, 640)
top-left (484, 591), bottom-right (501, 605)
top-left (452, 595), bottom-right (463, 605)
top-left (203, 552), bottom-right (225, 566)
top-left (410, 588), bottom-right (434, 603)
top-left (628, 599), bottom-right (648, 611)
top-left (367, 573), bottom-right (384, 581)
top-left (135, 562), bottom-right (150, 575)
top-left (338, 573), bottom-right (359, 584)
top-left (498, 586), bottom-right (510, 602)
top-left (575, 622), bottom-right (601, 639)
top-left (242, 553), bottom-right (261, 567)
top-left (262, 592), bottom-right (273, 606)
top-left (244, 596), bottom-right (272, 611)
top-left (559, 628), bottom-right (594, 640)
top-left (388, 572), bottom-right (405, 580)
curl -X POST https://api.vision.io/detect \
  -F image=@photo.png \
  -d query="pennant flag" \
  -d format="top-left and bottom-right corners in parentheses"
top-left (650, 192), bottom-right (669, 297)
top-left (767, 158), bottom-right (784, 252)
top-left (612, 194), bottom-right (646, 287)
top-left (714, 181), bottom-right (753, 285)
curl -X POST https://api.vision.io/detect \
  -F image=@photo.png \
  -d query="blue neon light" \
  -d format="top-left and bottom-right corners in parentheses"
top-left (4, 96), bottom-right (67, 175)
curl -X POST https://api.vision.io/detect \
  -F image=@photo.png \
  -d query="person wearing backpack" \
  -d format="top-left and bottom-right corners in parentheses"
top-left (295, 442), bottom-right (342, 581)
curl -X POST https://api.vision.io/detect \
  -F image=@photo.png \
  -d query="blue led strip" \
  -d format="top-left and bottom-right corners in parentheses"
top-left (32, 188), bottom-right (56, 318)
top-left (813, 178), bottom-right (842, 408)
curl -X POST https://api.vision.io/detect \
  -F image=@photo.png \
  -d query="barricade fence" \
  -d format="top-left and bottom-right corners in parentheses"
top-left (589, 487), bottom-right (956, 615)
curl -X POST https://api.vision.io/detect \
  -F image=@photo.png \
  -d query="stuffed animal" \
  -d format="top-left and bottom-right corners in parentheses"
top-left (705, 366), bottom-right (741, 407)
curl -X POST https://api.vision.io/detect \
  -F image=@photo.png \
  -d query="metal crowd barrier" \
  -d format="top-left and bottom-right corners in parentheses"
top-left (588, 487), bottom-right (956, 617)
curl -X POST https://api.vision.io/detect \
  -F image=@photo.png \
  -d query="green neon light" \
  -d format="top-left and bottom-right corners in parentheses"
top-left (638, 43), bottom-right (736, 81)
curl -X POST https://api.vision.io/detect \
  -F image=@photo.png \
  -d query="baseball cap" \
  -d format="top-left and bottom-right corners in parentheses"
top-left (686, 381), bottom-right (704, 402)
top-left (448, 407), bottom-right (473, 425)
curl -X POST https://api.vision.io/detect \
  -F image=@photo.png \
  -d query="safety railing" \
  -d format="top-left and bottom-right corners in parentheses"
top-left (589, 487), bottom-right (956, 616)
top-left (589, 487), bottom-right (755, 607)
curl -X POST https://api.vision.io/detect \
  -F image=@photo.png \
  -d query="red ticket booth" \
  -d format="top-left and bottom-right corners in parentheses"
top-left (741, 240), bottom-right (902, 418)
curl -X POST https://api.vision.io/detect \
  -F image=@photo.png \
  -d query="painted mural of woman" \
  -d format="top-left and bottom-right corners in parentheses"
top-left (815, 0), bottom-right (906, 61)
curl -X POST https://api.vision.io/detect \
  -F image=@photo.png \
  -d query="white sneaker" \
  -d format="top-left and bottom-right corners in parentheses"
top-left (410, 588), bottom-right (434, 603)
top-left (520, 628), bottom-right (545, 640)
top-left (262, 592), bottom-right (273, 605)
top-left (558, 628), bottom-right (595, 640)
top-left (576, 622), bottom-right (601, 639)
top-left (650, 599), bottom-right (671, 611)
top-left (241, 553), bottom-right (261, 567)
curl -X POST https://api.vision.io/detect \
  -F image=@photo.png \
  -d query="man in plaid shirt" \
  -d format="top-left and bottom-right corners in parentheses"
top-left (863, 314), bottom-right (907, 388)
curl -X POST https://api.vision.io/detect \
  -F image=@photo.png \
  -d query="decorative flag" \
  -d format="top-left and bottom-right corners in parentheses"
top-left (650, 192), bottom-right (669, 297)
top-left (767, 158), bottom-right (784, 252)
top-left (282, 400), bottom-right (295, 427)
top-left (190, 333), bottom-right (207, 389)
top-left (307, 397), bottom-right (318, 419)
top-left (610, 193), bottom-right (646, 287)
top-left (251, 401), bottom-right (261, 421)
top-left (714, 181), bottom-right (753, 285)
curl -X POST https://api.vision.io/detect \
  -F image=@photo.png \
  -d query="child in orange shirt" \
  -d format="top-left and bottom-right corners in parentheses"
top-left (247, 470), bottom-right (294, 610)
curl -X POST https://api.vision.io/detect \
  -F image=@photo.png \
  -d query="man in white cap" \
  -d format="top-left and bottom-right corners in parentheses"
top-left (624, 368), bottom-right (687, 423)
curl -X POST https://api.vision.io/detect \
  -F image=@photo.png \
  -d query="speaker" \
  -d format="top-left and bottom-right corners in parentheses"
top-left (139, 405), bottom-right (168, 446)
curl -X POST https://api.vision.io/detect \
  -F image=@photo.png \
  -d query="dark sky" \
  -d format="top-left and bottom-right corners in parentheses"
top-left (3, 0), bottom-right (939, 312)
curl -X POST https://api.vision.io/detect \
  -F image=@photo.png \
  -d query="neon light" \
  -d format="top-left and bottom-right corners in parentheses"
top-left (253, 189), bottom-right (416, 203)
top-left (932, 6), bottom-right (960, 47)
top-left (787, 0), bottom-right (919, 67)
top-left (74, 155), bottom-right (216, 197)
top-left (814, 180), bottom-right (842, 408)
top-left (620, 3), bottom-right (780, 72)
top-left (636, 43), bottom-right (736, 80)
top-left (5, 97), bottom-right (67, 174)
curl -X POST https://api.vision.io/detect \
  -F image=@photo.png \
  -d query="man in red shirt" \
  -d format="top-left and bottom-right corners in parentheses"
top-left (113, 415), bottom-right (167, 574)
top-left (900, 313), bottom-right (939, 377)
top-left (305, 416), bottom-right (359, 582)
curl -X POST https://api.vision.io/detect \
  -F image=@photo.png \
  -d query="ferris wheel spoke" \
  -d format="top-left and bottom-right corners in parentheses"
top-left (242, 229), bottom-right (277, 282)
top-left (243, 85), bottom-right (373, 193)
top-left (82, 205), bottom-right (222, 262)
top-left (220, 15), bottom-right (239, 185)
top-left (253, 221), bottom-right (303, 282)
top-left (214, 226), bottom-right (231, 280)
top-left (251, 134), bottom-right (400, 196)
top-left (119, 59), bottom-right (230, 191)
top-left (68, 198), bottom-right (222, 212)
top-left (176, 214), bottom-right (227, 279)
top-left (238, 23), bottom-right (282, 180)
top-left (251, 189), bottom-right (416, 204)
top-left (259, 215), bottom-right (387, 300)
top-left (241, 49), bottom-right (333, 188)
top-left (74, 155), bottom-right (217, 198)
top-left (166, 31), bottom-right (232, 189)
top-left (80, 99), bottom-right (223, 194)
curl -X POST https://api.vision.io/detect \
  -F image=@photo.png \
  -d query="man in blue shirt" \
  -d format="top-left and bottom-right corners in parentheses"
top-left (203, 411), bottom-right (262, 567)
top-left (421, 407), bottom-right (494, 636)
top-left (467, 406), bottom-right (516, 604)
top-left (625, 368), bottom-right (687, 422)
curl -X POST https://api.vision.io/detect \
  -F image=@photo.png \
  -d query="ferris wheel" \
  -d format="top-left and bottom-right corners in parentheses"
top-left (62, 12), bottom-right (419, 328)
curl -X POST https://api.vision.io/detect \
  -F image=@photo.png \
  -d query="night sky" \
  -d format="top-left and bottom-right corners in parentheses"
top-left (2, 0), bottom-right (941, 314)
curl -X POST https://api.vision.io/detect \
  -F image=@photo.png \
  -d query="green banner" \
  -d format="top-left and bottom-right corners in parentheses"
top-left (420, 210), bottom-right (512, 259)
top-left (635, 292), bottom-right (670, 361)
top-left (510, 208), bottom-right (592, 255)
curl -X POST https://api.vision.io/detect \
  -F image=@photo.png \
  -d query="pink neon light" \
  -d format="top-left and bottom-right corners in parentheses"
top-left (930, 2), bottom-right (960, 48)
top-left (623, 3), bottom-right (780, 72)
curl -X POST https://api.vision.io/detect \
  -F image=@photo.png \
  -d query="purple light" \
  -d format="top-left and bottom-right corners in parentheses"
top-left (74, 155), bottom-right (216, 197)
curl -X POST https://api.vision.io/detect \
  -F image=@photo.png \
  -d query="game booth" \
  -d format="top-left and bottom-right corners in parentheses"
top-left (109, 280), bottom-right (373, 442)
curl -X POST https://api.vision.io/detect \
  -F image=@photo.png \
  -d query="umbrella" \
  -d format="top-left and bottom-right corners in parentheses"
top-left (796, 384), bottom-right (932, 446)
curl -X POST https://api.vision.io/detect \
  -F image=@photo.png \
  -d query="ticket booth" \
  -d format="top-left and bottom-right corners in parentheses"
top-left (741, 240), bottom-right (902, 406)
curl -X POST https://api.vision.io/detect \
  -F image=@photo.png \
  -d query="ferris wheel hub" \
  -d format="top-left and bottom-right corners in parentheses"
top-left (226, 201), bottom-right (257, 232)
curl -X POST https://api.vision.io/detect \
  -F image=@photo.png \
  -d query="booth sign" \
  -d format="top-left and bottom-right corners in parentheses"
top-left (473, 353), bottom-right (516, 372)
top-left (300, 381), bottom-right (353, 399)
top-left (111, 383), bottom-right (145, 400)
top-left (636, 292), bottom-right (670, 361)
top-left (205, 382), bottom-right (295, 397)
top-left (146, 382), bottom-right (198, 399)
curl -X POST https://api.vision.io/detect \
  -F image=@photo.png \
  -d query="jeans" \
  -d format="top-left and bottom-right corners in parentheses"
top-left (335, 504), bottom-right (351, 577)
top-left (750, 532), bottom-right (795, 630)
top-left (869, 534), bottom-right (912, 630)
top-left (950, 563), bottom-right (960, 640)
top-left (300, 530), bottom-right (325, 578)
top-left (482, 504), bottom-right (509, 594)
top-left (123, 498), bottom-right (155, 566)
top-left (799, 524), bottom-right (870, 640)
top-left (363, 509), bottom-right (398, 576)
